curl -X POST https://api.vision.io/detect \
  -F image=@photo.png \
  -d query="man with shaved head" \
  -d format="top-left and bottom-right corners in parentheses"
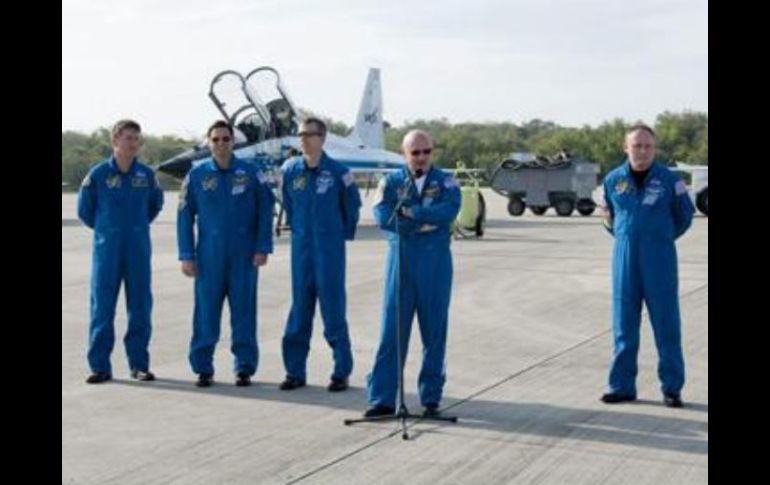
top-left (600, 124), bottom-right (695, 408)
top-left (363, 129), bottom-right (461, 418)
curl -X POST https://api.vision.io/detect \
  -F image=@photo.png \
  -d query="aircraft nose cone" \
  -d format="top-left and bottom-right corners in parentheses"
top-left (158, 154), bottom-right (194, 179)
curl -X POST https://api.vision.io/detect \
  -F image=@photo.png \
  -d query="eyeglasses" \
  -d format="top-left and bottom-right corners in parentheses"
top-left (410, 148), bottom-right (432, 156)
top-left (211, 136), bottom-right (232, 143)
top-left (298, 132), bottom-right (322, 138)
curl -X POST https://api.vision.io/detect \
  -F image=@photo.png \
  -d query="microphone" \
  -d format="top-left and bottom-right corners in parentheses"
top-left (388, 168), bottom-right (422, 225)
top-left (402, 167), bottom-right (423, 194)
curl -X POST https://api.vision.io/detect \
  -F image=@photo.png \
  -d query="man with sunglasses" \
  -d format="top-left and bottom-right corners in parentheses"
top-left (177, 120), bottom-right (275, 387)
top-left (279, 117), bottom-right (362, 392)
top-left (78, 119), bottom-right (165, 384)
top-left (364, 129), bottom-right (461, 418)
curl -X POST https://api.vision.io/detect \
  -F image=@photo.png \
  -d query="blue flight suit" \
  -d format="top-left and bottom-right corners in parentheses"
top-left (603, 161), bottom-right (695, 396)
top-left (177, 157), bottom-right (274, 377)
top-left (77, 157), bottom-right (164, 375)
top-left (281, 152), bottom-right (362, 382)
top-left (366, 166), bottom-right (461, 408)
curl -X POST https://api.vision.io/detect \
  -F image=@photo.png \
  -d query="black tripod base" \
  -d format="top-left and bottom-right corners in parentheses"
top-left (344, 405), bottom-right (458, 440)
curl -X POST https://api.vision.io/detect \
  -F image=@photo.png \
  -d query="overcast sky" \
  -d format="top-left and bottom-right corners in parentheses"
top-left (62, 0), bottom-right (708, 137)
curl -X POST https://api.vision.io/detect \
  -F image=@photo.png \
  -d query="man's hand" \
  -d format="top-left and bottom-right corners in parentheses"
top-left (181, 260), bottom-right (197, 278)
top-left (253, 253), bottom-right (268, 267)
top-left (398, 205), bottom-right (416, 219)
top-left (601, 206), bottom-right (614, 233)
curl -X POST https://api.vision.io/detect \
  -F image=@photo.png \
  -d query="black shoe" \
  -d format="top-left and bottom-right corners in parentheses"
top-left (235, 373), bottom-right (251, 387)
top-left (363, 405), bottom-right (396, 418)
top-left (85, 372), bottom-right (112, 384)
top-left (663, 393), bottom-right (684, 408)
top-left (423, 404), bottom-right (441, 417)
top-left (600, 392), bottom-right (637, 404)
top-left (279, 377), bottom-right (306, 391)
top-left (327, 377), bottom-right (348, 392)
top-left (196, 374), bottom-right (214, 387)
top-left (130, 369), bottom-right (155, 381)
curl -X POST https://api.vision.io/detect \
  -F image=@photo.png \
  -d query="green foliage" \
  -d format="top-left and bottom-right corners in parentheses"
top-left (62, 111), bottom-right (707, 189)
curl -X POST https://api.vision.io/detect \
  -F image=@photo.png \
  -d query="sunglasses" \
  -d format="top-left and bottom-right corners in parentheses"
top-left (410, 148), bottom-right (432, 156)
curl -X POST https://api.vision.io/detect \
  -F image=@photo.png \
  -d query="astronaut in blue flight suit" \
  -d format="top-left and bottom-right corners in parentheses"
top-left (77, 119), bottom-right (164, 384)
top-left (177, 121), bottom-right (274, 388)
top-left (600, 125), bottom-right (694, 408)
top-left (279, 118), bottom-right (362, 392)
top-left (364, 129), bottom-right (461, 418)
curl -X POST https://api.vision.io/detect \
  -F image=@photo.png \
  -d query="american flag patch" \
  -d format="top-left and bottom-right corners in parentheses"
top-left (342, 171), bottom-right (354, 187)
top-left (675, 180), bottom-right (688, 195)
